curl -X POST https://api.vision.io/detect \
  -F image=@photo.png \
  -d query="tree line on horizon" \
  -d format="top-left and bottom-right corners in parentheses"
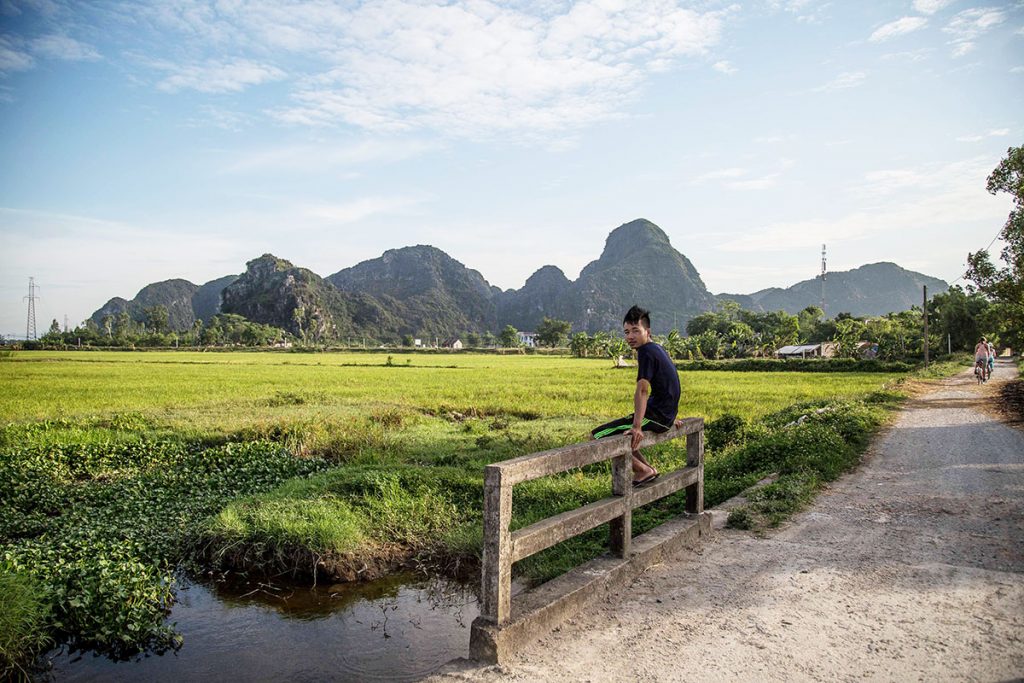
top-left (16, 283), bottom-right (1000, 363)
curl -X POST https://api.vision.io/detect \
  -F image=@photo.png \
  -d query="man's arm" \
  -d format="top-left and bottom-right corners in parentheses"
top-left (629, 378), bottom-right (651, 450)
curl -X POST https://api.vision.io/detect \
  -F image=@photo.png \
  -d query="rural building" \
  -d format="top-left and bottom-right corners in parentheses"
top-left (443, 338), bottom-right (464, 350)
top-left (517, 332), bottom-right (537, 348)
top-left (776, 342), bottom-right (838, 359)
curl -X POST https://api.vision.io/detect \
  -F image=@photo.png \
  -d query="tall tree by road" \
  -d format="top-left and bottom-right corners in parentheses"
top-left (967, 145), bottom-right (1023, 349)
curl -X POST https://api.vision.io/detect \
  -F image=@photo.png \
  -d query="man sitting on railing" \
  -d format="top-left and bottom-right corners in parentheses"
top-left (591, 305), bottom-right (682, 487)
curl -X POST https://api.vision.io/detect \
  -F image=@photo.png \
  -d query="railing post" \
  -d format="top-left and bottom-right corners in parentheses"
top-left (685, 424), bottom-right (704, 514)
top-left (480, 465), bottom-right (512, 625)
top-left (609, 451), bottom-right (632, 557)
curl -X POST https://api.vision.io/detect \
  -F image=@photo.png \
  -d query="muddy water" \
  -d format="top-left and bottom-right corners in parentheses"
top-left (46, 573), bottom-right (478, 682)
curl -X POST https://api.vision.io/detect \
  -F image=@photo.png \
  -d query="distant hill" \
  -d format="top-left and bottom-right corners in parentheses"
top-left (88, 220), bottom-right (950, 340)
top-left (558, 219), bottom-right (715, 332)
top-left (191, 274), bottom-right (239, 323)
top-left (221, 254), bottom-right (401, 341)
top-left (717, 262), bottom-right (948, 317)
top-left (90, 279), bottom-right (199, 331)
top-left (495, 265), bottom-right (572, 331)
top-left (90, 275), bottom-right (239, 332)
top-left (328, 245), bottom-right (498, 338)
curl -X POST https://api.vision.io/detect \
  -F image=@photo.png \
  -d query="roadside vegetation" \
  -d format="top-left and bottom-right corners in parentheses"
top-left (0, 350), bottom-right (955, 676)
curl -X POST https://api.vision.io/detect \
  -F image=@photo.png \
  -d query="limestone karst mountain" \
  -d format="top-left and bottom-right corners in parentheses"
top-left (89, 219), bottom-right (949, 339)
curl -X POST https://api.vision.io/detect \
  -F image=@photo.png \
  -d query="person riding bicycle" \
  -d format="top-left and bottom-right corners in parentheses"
top-left (987, 340), bottom-right (996, 376)
top-left (975, 337), bottom-right (991, 380)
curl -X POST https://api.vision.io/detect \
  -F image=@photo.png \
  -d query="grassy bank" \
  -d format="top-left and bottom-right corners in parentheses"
top-left (1, 350), bottom-right (914, 674)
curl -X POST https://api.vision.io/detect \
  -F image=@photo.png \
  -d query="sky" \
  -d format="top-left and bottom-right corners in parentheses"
top-left (1, 0), bottom-right (1021, 337)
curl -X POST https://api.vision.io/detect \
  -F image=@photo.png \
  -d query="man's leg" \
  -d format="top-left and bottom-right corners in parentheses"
top-left (592, 415), bottom-right (659, 483)
top-left (632, 451), bottom-right (656, 481)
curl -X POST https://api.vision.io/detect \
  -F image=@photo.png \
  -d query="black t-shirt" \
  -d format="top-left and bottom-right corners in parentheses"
top-left (636, 342), bottom-right (680, 423)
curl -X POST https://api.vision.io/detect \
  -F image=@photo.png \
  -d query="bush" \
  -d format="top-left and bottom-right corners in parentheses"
top-left (705, 413), bottom-right (746, 452)
top-left (675, 358), bottom-right (915, 373)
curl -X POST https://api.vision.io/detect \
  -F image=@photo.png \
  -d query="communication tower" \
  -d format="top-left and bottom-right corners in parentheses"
top-left (820, 244), bottom-right (827, 314)
top-left (24, 277), bottom-right (39, 340)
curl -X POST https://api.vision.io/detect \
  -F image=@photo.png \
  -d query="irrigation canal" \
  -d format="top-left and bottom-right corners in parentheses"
top-left (44, 573), bottom-right (478, 681)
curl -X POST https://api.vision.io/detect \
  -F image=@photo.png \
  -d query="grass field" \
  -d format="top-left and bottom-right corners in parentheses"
top-left (1, 350), bottom-right (898, 440)
top-left (1, 349), bottom-right (918, 673)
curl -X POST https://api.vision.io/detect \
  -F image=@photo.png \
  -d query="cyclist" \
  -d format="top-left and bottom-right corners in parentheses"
top-left (974, 337), bottom-right (991, 381)
top-left (987, 340), bottom-right (996, 377)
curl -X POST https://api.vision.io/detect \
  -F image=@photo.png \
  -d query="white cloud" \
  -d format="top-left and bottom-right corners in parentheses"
top-left (691, 158), bottom-right (793, 189)
top-left (719, 157), bottom-right (1007, 253)
top-left (301, 195), bottom-right (428, 226)
top-left (912, 0), bottom-right (954, 15)
top-left (943, 7), bottom-right (1007, 58)
top-left (713, 60), bottom-right (737, 74)
top-left (142, 1), bottom-right (727, 138)
top-left (727, 173), bottom-right (781, 190)
top-left (813, 71), bottom-right (867, 92)
top-left (221, 139), bottom-right (441, 174)
top-left (880, 48), bottom-right (933, 62)
top-left (187, 105), bottom-right (254, 132)
top-left (155, 58), bottom-right (286, 93)
top-left (31, 34), bottom-right (100, 61)
top-left (869, 16), bottom-right (928, 42)
top-left (766, 0), bottom-right (828, 24)
top-left (690, 167), bottom-right (748, 183)
top-left (1012, 66), bottom-right (1024, 74)
top-left (955, 128), bottom-right (1010, 142)
top-left (0, 36), bottom-right (34, 72)
top-left (0, 207), bottom-right (245, 332)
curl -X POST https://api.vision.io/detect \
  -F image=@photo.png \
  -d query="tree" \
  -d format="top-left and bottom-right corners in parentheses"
top-left (48, 319), bottom-right (61, 336)
top-left (569, 332), bottom-right (590, 358)
top-left (928, 286), bottom-right (992, 353)
top-left (144, 305), bottom-right (169, 334)
top-left (834, 318), bottom-right (867, 358)
top-left (535, 317), bottom-right (572, 348)
top-left (797, 306), bottom-right (824, 342)
top-left (499, 325), bottom-right (520, 348)
top-left (967, 145), bottom-right (1024, 350)
top-left (466, 331), bottom-right (481, 347)
top-left (663, 329), bottom-right (684, 359)
top-left (401, 334), bottom-right (414, 347)
top-left (101, 314), bottom-right (114, 338)
top-left (693, 330), bottom-right (721, 359)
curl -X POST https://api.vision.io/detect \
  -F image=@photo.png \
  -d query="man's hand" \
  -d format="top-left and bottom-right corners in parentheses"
top-left (628, 426), bottom-right (644, 451)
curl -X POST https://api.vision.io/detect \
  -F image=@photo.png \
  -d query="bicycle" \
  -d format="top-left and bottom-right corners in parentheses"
top-left (975, 359), bottom-right (988, 383)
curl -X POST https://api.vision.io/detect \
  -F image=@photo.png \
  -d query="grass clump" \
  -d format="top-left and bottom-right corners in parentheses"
top-left (199, 467), bottom-right (472, 577)
top-left (0, 568), bottom-right (51, 679)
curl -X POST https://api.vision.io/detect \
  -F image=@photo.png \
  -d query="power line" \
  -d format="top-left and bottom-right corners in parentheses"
top-left (948, 224), bottom-right (1005, 286)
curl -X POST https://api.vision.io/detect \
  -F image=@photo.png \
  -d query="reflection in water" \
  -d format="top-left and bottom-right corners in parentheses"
top-left (46, 573), bottom-right (478, 682)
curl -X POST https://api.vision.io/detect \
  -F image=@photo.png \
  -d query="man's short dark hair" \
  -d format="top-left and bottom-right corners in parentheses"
top-left (623, 305), bottom-right (651, 329)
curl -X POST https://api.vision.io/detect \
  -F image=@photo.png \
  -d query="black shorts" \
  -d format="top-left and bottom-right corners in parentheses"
top-left (591, 413), bottom-right (673, 440)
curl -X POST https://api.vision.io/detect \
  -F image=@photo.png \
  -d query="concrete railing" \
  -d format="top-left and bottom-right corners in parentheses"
top-left (470, 417), bottom-right (705, 660)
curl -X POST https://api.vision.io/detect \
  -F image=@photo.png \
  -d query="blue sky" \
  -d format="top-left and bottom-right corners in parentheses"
top-left (1, 0), bottom-right (1021, 337)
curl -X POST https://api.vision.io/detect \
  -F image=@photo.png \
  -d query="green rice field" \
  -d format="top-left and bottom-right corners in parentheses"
top-left (1, 349), bottom-right (920, 672)
top-left (1, 350), bottom-right (899, 434)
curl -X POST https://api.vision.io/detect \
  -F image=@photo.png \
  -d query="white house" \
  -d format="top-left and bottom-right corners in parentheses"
top-left (517, 332), bottom-right (537, 348)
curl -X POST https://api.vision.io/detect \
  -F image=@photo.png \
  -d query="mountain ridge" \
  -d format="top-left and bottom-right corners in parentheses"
top-left (88, 219), bottom-right (949, 337)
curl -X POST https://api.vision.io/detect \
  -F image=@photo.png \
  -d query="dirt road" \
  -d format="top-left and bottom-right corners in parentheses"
top-left (433, 358), bottom-right (1024, 682)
